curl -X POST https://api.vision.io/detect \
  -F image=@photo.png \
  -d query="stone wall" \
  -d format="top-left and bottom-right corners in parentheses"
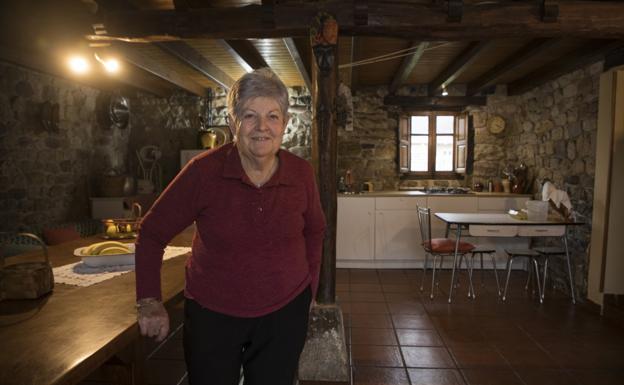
top-left (1, 61), bottom-right (106, 232)
top-left (0, 61), bottom-right (312, 233)
top-left (471, 61), bottom-right (602, 299)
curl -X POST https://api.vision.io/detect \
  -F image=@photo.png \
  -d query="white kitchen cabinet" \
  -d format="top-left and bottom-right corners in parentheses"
top-left (427, 196), bottom-right (478, 237)
top-left (336, 197), bottom-right (375, 260)
top-left (337, 194), bottom-right (531, 269)
top-left (375, 197), bottom-right (427, 261)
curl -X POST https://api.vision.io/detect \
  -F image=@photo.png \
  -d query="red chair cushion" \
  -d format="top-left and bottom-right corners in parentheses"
top-left (424, 238), bottom-right (475, 253)
top-left (42, 227), bottom-right (81, 246)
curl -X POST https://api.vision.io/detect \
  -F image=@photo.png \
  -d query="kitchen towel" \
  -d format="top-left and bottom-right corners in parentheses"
top-left (541, 181), bottom-right (572, 210)
top-left (53, 246), bottom-right (191, 287)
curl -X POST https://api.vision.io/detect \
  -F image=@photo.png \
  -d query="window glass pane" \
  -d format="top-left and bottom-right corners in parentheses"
top-left (410, 136), bottom-right (428, 171)
top-left (411, 116), bottom-right (429, 134)
top-left (436, 116), bottom-right (454, 134)
top-left (435, 135), bottom-right (454, 171)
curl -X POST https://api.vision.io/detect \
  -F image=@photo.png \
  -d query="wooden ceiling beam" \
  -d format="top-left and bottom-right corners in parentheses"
top-left (218, 39), bottom-right (268, 71)
top-left (113, 43), bottom-right (207, 96)
top-left (283, 37), bottom-right (311, 90)
top-left (467, 38), bottom-right (560, 96)
top-left (155, 40), bottom-right (234, 90)
top-left (389, 41), bottom-right (428, 95)
top-left (384, 95), bottom-right (486, 109)
top-left (507, 40), bottom-right (624, 96)
top-left (89, 1), bottom-right (624, 41)
top-left (428, 41), bottom-right (490, 96)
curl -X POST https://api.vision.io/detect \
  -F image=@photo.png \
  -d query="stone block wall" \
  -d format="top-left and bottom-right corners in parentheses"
top-left (1, 61), bottom-right (107, 232)
top-left (469, 61), bottom-right (603, 299)
top-left (0, 61), bottom-right (312, 233)
top-left (337, 83), bottom-right (470, 191)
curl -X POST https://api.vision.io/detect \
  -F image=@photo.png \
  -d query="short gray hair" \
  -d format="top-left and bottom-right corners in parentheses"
top-left (227, 68), bottom-right (290, 121)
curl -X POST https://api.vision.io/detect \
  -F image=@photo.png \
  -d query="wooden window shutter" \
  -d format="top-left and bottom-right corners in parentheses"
top-left (398, 115), bottom-right (410, 173)
top-left (454, 113), bottom-right (467, 174)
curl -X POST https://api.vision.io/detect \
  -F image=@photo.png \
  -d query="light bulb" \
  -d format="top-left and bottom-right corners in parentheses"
top-left (68, 56), bottom-right (89, 74)
top-left (103, 58), bottom-right (119, 73)
top-left (441, 88), bottom-right (449, 96)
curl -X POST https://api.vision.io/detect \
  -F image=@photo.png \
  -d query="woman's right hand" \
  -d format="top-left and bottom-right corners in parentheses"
top-left (136, 298), bottom-right (170, 342)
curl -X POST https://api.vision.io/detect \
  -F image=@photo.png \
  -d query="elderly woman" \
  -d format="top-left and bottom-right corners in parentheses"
top-left (135, 68), bottom-right (326, 385)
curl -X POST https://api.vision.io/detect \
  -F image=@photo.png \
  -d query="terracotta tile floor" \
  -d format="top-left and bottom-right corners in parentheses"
top-left (82, 268), bottom-right (624, 385)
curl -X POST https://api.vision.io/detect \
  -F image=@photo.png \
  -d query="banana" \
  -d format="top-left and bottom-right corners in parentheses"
top-left (98, 246), bottom-right (131, 255)
top-left (83, 241), bottom-right (129, 256)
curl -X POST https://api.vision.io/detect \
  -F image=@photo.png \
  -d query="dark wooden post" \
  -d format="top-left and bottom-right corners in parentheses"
top-left (310, 13), bottom-right (338, 305)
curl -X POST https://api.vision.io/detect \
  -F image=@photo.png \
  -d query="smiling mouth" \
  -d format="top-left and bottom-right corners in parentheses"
top-left (252, 137), bottom-right (271, 141)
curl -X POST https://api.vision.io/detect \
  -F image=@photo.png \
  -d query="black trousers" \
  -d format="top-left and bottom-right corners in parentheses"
top-left (183, 287), bottom-right (311, 385)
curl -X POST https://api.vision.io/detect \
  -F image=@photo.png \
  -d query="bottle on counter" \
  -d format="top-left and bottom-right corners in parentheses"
top-left (338, 176), bottom-right (347, 193)
top-left (487, 179), bottom-right (493, 192)
top-left (345, 169), bottom-right (353, 192)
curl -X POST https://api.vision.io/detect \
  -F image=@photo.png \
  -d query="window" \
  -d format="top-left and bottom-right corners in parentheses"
top-left (398, 112), bottom-right (467, 178)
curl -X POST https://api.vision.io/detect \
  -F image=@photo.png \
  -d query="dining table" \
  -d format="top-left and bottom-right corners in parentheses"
top-left (434, 212), bottom-right (583, 304)
top-left (0, 226), bottom-right (194, 385)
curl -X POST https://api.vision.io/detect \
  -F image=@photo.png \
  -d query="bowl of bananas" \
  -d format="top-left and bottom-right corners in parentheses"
top-left (74, 241), bottom-right (135, 267)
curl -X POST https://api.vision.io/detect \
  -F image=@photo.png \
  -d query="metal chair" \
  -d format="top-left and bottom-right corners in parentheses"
top-left (417, 206), bottom-right (476, 300)
top-left (502, 248), bottom-right (548, 303)
top-left (463, 246), bottom-right (501, 297)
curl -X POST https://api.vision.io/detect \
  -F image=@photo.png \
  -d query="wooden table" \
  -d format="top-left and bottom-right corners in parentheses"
top-left (0, 227), bottom-right (194, 385)
top-left (434, 213), bottom-right (582, 304)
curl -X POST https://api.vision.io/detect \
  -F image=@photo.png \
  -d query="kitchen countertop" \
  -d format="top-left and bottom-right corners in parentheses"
top-left (339, 191), bottom-right (531, 198)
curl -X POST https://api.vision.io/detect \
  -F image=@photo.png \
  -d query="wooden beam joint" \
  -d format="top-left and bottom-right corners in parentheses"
top-left (448, 0), bottom-right (463, 23)
top-left (542, 1), bottom-right (559, 23)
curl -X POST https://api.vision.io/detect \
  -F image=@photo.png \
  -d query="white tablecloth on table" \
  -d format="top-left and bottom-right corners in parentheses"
top-left (53, 246), bottom-right (191, 287)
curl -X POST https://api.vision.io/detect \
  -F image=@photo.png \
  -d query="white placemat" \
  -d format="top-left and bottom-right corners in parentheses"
top-left (53, 246), bottom-right (191, 287)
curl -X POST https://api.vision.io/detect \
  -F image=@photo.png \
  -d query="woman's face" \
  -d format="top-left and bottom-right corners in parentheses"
top-left (231, 96), bottom-right (287, 161)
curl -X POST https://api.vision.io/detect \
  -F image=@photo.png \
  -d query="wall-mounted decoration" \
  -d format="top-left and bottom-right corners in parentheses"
top-left (109, 94), bottom-right (130, 129)
top-left (40, 101), bottom-right (60, 131)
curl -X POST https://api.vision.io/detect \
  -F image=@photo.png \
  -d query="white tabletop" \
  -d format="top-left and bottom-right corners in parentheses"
top-left (434, 212), bottom-right (581, 226)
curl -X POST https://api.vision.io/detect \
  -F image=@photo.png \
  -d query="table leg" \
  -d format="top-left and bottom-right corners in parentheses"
top-left (448, 225), bottom-right (462, 303)
top-left (563, 233), bottom-right (576, 304)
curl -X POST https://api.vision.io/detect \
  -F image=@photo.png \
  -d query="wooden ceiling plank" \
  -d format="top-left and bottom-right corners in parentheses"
top-left (508, 40), bottom-right (624, 96)
top-left (219, 39), bottom-right (269, 71)
top-left (283, 37), bottom-right (311, 90)
top-left (467, 38), bottom-right (560, 96)
top-left (90, 1), bottom-right (624, 41)
top-left (113, 43), bottom-right (207, 96)
top-left (428, 41), bottom-right (490, 96)
top-left (384, 95), bottom-right (486, 108)
top-left (389, 41), bottom-right (428, 94)
top-left (156, 40), bottom-right (234, 89)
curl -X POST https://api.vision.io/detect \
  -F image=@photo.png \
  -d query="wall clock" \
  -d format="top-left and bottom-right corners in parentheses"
top-left (487, 115), bottom-right (506, 134)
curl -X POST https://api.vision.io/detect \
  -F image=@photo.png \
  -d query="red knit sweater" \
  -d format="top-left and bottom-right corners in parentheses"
top-left (135, 143), bottom-right (326, 317)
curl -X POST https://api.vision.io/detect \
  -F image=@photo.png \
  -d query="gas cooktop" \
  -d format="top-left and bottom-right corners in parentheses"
top-left (399, 187), bottom-right (473, 194)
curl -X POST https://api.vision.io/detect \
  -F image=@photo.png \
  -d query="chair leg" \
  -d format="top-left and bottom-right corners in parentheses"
top-left (455, 254), bottom-right (464, 289)
top-left (532, 258), bottom-right (544, 304)
top-left (525, 263), bottom-right (532, 291)
top-left (480, 252), bottom-right (485, 287)
top-left (541, 257), bottom-right (549, 302)
top-left (421, 252), bottom-right (429, 292)
top-left (491, 253), bottom-right (501, 297)
top-left (430, 255), bottom-right (438, 300)
top-left (467, 254), bottom-right (476, 299)
top-left (502, 256), bottom-right (514, 302)
top-left (563, 235), bottom-right (576, 304)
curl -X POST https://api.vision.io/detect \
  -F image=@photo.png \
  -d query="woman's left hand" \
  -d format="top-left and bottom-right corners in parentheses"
top-left (137, 298), bottom-right (170, 342)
